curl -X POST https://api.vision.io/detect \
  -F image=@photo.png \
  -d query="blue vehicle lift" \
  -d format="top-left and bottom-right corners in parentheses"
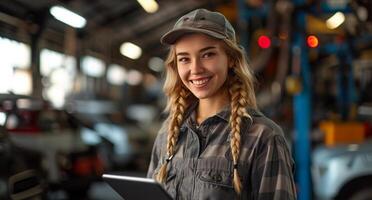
top-left (289, 1), bottom-right (356, 199)
top-left (237, 0), bottom-right (312, 199)
top-left (237, 0), bottom-right (363, 199)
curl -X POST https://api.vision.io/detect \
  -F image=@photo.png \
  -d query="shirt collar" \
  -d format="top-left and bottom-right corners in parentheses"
top-left (183, 101), bottom-right (262, 126)
top-left (215, 104), bottom-right (231, 122)
top-left (186, 101), bottom-right (230, 123)
top-left (182, 102), bottom-right (198, 130)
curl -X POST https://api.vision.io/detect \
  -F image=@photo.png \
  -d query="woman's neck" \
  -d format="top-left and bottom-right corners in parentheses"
top-left (196, 96), bottom-right (230, 125)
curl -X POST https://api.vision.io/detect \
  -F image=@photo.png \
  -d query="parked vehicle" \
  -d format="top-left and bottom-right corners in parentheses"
top-left (0, 94), bottom-right (104, 199)
top-left (0, 122), bottom-right (45, 199)
top-left (312, 141), bottom-right (372, 200)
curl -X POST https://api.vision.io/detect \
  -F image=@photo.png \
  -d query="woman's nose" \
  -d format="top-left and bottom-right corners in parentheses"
top-left (190, 58), bottom-right (204, 74)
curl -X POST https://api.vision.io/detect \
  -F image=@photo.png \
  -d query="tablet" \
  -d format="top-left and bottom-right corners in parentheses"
top-left (102, 174), bottom-right (173, 200)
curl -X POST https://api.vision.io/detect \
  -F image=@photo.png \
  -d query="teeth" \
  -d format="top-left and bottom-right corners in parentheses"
top-left (192, 78), bottom-right (208, 85)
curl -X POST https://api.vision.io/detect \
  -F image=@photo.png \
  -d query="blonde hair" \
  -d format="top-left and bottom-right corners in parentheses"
top-left (157, 37), bottom-right (257, 195)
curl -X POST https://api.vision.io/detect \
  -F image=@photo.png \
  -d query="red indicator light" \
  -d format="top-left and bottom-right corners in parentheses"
top-left (307, 35), bottom-right (319, 48)
top-left (258, 35), bottom-right (271, 49)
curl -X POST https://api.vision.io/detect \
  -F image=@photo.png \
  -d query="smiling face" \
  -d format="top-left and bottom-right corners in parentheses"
top-left (175, 33), bottom-right (230, 103)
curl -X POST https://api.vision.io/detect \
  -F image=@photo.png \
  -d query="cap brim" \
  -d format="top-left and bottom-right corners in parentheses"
top-left (160, 27), bottom-right (226, 45)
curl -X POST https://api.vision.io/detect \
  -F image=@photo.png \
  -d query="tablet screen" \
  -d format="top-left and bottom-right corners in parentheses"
top-left (102, 174), bottom-right (173, 200)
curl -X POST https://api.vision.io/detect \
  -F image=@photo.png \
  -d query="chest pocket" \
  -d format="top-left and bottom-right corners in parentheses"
top-left (194, 158), bottom-right (236, 200)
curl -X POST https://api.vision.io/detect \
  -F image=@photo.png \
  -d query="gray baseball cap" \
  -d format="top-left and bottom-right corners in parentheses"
top-left (161, 8), bottom-right (236, 45)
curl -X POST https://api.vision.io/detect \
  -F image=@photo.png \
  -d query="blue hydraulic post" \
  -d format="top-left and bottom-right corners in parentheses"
top-left (336, 45), bottom-right (350, 120)
top-left (292, 0), bottom-right (311, 199)
top-left (335, 44), bottom-right (356, 120)
top-left (346, 49), bottom-right (357, 114)
top-left (322, 43), bottom-right (356, 120)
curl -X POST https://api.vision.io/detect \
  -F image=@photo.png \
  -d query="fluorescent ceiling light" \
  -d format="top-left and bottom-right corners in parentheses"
top-left (137, 0), bottom-right (159, 13)
top-left (326, 12), bottom-right (345, 29)
top-left (50, 6), bottom-right (86, 28)
top-left (120, 42), bottom-right (142, 60)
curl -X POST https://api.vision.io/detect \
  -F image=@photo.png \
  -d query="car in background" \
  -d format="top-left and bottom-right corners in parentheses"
top-left (0, 94), bottom-right (104, 199)
top-left (312, 141), bottom-right (372, 200)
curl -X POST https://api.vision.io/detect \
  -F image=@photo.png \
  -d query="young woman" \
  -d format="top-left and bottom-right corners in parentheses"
top-left (147, 8), bottom-right (296, 200)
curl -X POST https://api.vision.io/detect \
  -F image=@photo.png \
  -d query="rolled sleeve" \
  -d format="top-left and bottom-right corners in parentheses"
top-left (251, 135), bottom-right (297, 200)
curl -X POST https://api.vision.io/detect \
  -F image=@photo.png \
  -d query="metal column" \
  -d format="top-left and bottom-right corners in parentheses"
top-left (292, 0), bottom-right (311, 199)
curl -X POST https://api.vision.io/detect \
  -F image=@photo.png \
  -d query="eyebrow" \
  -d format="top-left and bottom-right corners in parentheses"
top-left (176, 46), bottom-right (217, 56)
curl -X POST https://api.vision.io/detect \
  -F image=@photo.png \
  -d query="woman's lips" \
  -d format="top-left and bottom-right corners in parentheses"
top-left (190, 77), bottom-right (211, 88)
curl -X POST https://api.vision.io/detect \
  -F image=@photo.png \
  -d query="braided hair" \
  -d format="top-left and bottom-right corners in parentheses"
top-left (225, 38), bottom-right (257, 194)
top-left (156, 86), bottom-right (189, 182)
top-left (156, 47), bottom-right (194, 182)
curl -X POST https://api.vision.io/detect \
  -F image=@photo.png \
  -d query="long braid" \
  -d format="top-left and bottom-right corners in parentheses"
top-left (156, 87), bottom-right (188, 183)
top-left (228, 75), bottom-right (250, 195)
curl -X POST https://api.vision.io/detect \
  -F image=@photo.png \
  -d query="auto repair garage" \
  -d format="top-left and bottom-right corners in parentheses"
top-left (0, 0), bottom-right (372, 199)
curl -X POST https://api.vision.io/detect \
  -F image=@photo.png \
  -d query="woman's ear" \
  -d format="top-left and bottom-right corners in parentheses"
top-left (228, 60), bottom-right (235, 69)
top-left (227, 55), bottom-right (235, 68)
top-left (227, 59), bottom-right (233, 68)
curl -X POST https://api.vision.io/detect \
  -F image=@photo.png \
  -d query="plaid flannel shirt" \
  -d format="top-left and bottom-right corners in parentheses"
top-left (147, 104), bottom-right (297, 200)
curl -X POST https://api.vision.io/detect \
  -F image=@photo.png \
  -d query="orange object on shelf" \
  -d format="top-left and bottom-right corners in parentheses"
top-left (320, 121), bottom-right (365, 146)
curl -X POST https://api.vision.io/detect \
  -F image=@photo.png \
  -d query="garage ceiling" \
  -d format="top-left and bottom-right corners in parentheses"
top-left (0, 0), bottom-right (226, 72)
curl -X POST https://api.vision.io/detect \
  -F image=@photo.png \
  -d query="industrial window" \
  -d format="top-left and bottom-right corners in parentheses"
top-left (40, 48), bottom-right (76, 108)
top-left (107, 64), bottom-right (127, 85)
top-left (0, 36), bottom-right (31, 95)
top-left (81, 55), bottom-right (106, 78)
